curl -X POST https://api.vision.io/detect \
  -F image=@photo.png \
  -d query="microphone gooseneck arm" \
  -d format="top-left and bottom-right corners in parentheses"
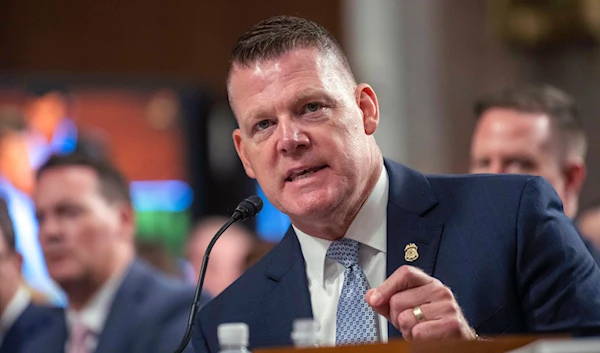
top-left (173, 218), bottom-right (236, 353)
top-left (173, 195), bottom-right (263, 353)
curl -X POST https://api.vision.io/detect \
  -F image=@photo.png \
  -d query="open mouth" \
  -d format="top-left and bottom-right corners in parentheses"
top-left (286, 165), bottom-right (328, 182)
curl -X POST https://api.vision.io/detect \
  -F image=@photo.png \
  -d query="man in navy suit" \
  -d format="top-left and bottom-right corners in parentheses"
top-left (192, 15), bottom-right (600, 351)
top-left (0, 199), bottom-right (59, 353)
top-left (32, 153), bottom-right (210, 353)
top-left (469, 84), bottom-right (600, 264)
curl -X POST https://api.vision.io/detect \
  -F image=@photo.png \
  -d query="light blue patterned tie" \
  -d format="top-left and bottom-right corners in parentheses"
top-left (326, 238), bottom-right (378, 345)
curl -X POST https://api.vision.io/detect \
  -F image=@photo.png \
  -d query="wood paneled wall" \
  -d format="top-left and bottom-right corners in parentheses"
top-left (0, 0), bottom-right (342, 93)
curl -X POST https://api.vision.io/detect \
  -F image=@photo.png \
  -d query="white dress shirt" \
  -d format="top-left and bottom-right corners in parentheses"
top-left (0, 286), bottom-right (31, 347)
top-left (295, 166), bottom-right (389, 347)
top-left (65, 265), bottom-right (129, 352)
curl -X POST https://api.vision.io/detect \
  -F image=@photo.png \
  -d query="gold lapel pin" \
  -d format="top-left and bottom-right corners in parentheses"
top-left (404, 243), bottom-right (419, 262)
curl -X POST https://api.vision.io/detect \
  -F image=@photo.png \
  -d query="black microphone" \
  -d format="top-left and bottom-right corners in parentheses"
top-left (231, 195), bottom-right (263, 221)
top-left (173, 196), bottom-right (263, 353)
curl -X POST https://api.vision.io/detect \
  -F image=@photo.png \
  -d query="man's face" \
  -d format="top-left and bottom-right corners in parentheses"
top-left (0, 132), bottom-right (35, 195)
top-left (24, 92), bottom-right (68, 140)
top-left (35, 166), bottom-right (132, 287)
top-left (0, 232), bottom-right (22, 309)
top-left (470, 108), bottom-right (566, 198)
top-left (187, 226), bottom-right (252, 296)
top-left (228, 47), bottom-right (379, 224)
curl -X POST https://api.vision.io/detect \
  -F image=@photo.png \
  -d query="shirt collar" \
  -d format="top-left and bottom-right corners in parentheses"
top-left (295, 165), bottom-right (389, 287)
top-left (65, 262), bottom-right (130, 335)
top-left (0, 286), bottom-right (31, 334)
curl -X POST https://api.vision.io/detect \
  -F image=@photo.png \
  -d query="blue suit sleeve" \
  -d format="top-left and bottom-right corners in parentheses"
top-left (516, 176), bottom-right (600, 333)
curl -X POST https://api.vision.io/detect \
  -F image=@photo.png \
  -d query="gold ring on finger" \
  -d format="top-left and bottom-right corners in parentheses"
top-left (413, 306), bottom-right (425, 323)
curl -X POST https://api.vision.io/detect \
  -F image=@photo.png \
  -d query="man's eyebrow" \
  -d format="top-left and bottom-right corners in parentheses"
top-left (244, 108), bottom-right (265, 122)
top-left (290, 89), bottom-right (337, 107)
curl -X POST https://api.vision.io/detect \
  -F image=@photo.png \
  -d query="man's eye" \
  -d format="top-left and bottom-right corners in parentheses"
top-left (59, 207), bottom-right (81, 218)
top-left (305, 102), bottom-right (320, 113)
top-left (255, 120), bottom-right (272, 131)
top-left (508, 160), bottom-right (535, 172)
top-left (476, 160), bottom-right (489, 168)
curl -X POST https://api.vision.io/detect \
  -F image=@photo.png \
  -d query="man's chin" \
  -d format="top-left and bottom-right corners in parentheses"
top-left (49, 268), bottom-right (84, 287)
top-left (285, 200), bottom-right (336, 223)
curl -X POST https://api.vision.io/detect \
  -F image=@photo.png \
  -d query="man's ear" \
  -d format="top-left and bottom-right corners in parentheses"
top-left (233, 129), bottom-right (256, 179)
top-left (355, 83), bottom-right (379, 135)
top-left (118, 202), bottom-right (136, 241)
top-left (562, 158), bottom-right (586, 217)
top-left (16, 252), bottom-right (23, 274)
top-left (564, 159), bottom-right (587, 196)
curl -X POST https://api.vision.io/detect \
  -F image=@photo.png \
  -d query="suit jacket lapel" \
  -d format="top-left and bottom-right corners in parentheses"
top-left (383, 159), bottom-right (444, 339)
top-left (258, 228), bottom-right (312, 349)
top-left (95, 261), bottom-right (146, 353)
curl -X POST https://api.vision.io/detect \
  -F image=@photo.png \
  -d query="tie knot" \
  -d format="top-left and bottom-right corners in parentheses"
top-left (326, 238), bottom-right (361, 268)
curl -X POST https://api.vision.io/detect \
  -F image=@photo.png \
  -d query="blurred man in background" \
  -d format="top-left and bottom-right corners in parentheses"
top-left (33, 153), bottom-right (209, 353)
top-left (23, 87), bottom-right (78, 169)
top-left (578, 202), bottom-right (600, 249)
top-left (24, 85), bottom-right (111, 166)
top-left (469, 84), bottom-right (600, 263)
top-left (0, 198), bottom-right (58, 353)
top-left (135, 237), bottom-right (182, 279)
top-left (186, 217), bottom-right (255, 297)
top-left (0, 106), bottom-right (35, 196)
top-left (0, 106), bottom-right (63, 304)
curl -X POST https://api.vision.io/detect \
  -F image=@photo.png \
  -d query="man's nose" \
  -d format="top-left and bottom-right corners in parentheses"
top-left (487, 161), bottom-right (506, 174)
top-left (276, 119), bottom-right (310, 154)
top-left (38, 217), bottom-right (62, 243)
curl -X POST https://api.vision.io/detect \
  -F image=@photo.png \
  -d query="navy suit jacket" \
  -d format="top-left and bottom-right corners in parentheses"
top-left (0, 303), bottom-right (61, 353)
top-left (33, 259), bottom-right (210, 353)
top-left (192, 160), bottom-right (600, 352)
